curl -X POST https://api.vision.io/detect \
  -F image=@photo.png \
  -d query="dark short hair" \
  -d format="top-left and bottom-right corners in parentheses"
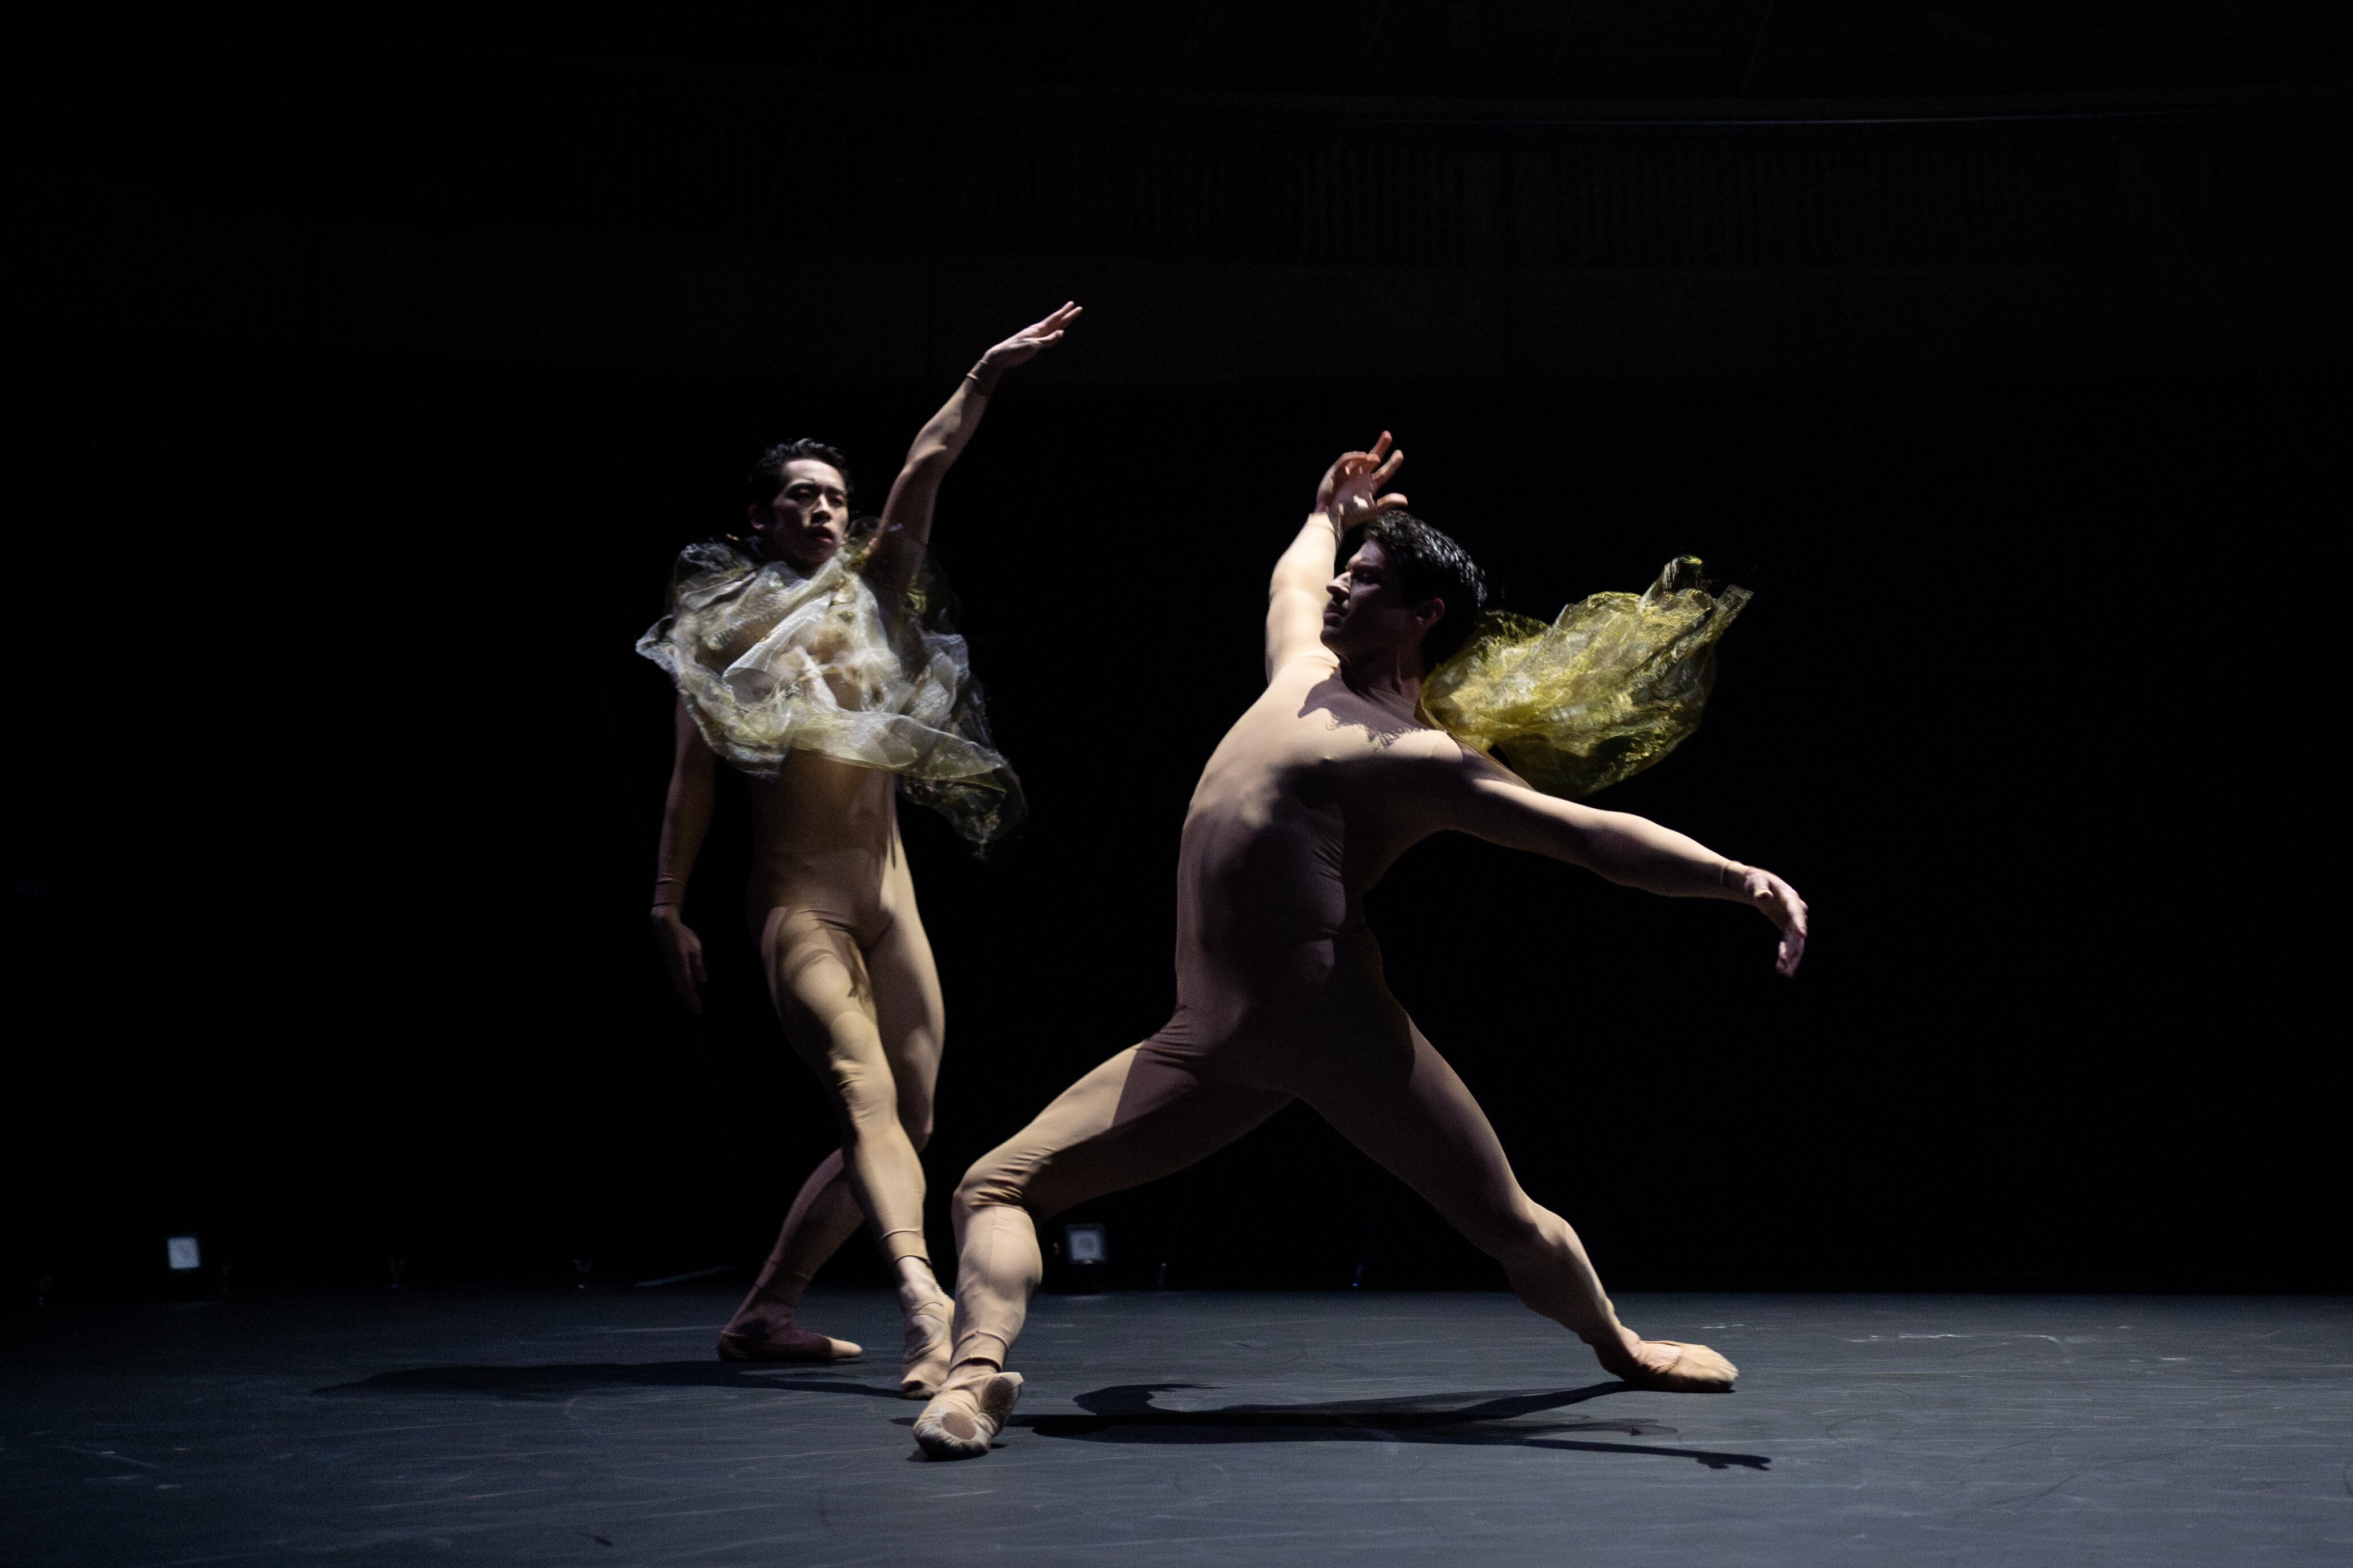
top-left (1361, 510), bottom-right (1489, 668)
top-left (747, 439), bottom-right (854, 509)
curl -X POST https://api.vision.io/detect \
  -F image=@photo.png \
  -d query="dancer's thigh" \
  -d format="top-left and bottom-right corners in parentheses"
top-left (864, 908), bottom-right (946, 1139)
top-left (762, 905), bottom-right (889, 1105)
top-left (1296, 1024), bottom-right (1531, 1242)
top-left (965, 1046), bottom-right (1290, 1223)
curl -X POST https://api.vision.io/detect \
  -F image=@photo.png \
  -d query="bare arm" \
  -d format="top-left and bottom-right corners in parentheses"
top-left (1449, 760), bottom-right (1810, 976)
top-left (866, 303), bottom-right (1081, 596)
top-left (1265, 507), bottom-right (1345, 678)
top-left (649, 698), bottom-right (717, 1012)
top-left (1266, 433), bottom-right (1409, 679)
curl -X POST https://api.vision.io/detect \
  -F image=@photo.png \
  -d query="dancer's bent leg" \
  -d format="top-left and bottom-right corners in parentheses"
top-left (916, 1045), bottom-right (1288, 1458)
top-left (765, 905), bottom-right (954, 1393)
top-left (722, 903), bottom-right (940, 1363)
top-left (1301, 1022), bottom-right (1736, 1392)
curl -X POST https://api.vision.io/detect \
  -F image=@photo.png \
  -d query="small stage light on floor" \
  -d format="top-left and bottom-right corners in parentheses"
top-left (166, 1236), bottom-right (202, 1272)
top-left (1056, 1223), bottom-right (1108, 1293)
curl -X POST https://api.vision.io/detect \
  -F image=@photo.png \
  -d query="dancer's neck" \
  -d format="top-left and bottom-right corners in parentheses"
top-left (1337, 648), bottom-right (1427, 723)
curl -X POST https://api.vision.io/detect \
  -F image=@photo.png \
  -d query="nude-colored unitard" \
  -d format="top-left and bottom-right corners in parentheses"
top-left (940, 505), bottom-right (1802, 1386)
top-left (748, 747), bottom-right (947, 1274)
top-left (947, 656), bottom-right (1630, 1367)
top-left (646, 305), bottom-right (1083, 1362)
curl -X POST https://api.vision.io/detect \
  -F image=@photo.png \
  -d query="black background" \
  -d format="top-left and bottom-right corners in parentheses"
top-left (11, 6), bottom-right (2350, 1301)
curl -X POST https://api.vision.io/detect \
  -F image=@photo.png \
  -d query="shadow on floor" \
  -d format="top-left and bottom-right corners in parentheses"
top-left (317, 1363), bottom-right (903, 1400)
top-left (316, 1365), bottom-right (1768, 1470)
top-left (1018, 1383), bottom-right (1772, 1470)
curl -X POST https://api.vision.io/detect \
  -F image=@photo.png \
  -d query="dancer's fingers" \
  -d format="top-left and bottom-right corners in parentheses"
top-left (1371, 449), bottom-right (1405, 487)
top-left (1766, 880), bottom-right (1808, 975)
top-left (1777, 926), bottom-right (1806, 977)
top-left (1375, 491), bottom-right (1409, 512)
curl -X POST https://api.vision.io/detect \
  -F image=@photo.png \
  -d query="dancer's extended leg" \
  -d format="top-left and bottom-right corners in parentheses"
top-left (1301, 1022), bottom-right (1736, 1392)
top-left (765, 905), bottom-right (954, 1394)
top-left (718, 1152), bottom-right (866, 1362)
top-left (915, 1045), bottom-right (1289, 1458)
top-left (863, 896), bottom-right (953, 1393)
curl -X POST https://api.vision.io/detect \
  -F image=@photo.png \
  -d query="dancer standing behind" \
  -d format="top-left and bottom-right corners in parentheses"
top-left (639, 304), bottom-right (1080, 1397)
top-left (915, 432), bottom-right (1807, 1458)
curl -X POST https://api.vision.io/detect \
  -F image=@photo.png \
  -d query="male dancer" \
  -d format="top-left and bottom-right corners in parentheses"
top-left (914, 433), bottom-right (1807, 1457)
top-left (647, 304), bottom-right (1080, 1396)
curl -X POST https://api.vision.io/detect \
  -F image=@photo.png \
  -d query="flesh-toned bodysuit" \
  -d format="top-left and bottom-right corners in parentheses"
top-left (947, 656), bottom-right (1645, 1368)
top-left (643, 530), bottom-right (1013, 1388)
top-left (915, 479), bottom-right (1801, 1457)
top-left (743, 747), bottom-right (947, 1282)
top-left (639, 299), bottom-right (1076, 1393)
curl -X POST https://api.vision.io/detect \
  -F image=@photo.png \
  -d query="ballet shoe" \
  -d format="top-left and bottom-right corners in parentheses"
top-left (1617, 1339), bottom-right (1739, 1392)
top-left (913, 1369), bottom-right (1024, 1460)
top-left (716, 1324), bottom-right (863, 1364)
top-left (898, 1299), bottom-right (955, 1398)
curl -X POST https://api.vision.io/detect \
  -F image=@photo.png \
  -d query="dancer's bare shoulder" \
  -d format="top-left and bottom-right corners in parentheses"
top-left (1283, 665), bottom-right (1487, 776)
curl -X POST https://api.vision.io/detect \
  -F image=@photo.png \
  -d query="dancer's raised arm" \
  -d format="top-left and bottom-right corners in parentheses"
top-left (865, 303), bottom-right (1081, 595)
top-left (1266, 433), bottom-right (1408, 678)
top-left (1443, 759), bottom-right (1809, 976)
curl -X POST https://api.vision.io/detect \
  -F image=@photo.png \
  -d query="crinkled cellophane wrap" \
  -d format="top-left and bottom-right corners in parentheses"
top-left (1421, 557), bottom-right (1750, 799)
top-left (637, 537), bottom-right (1024, 855)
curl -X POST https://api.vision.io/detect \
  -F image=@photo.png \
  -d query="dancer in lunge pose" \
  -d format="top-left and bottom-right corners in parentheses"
top-left (914, 432), bottom-right (1807, 1457)
top-left (639, 303), bottom-right (1081, 1397)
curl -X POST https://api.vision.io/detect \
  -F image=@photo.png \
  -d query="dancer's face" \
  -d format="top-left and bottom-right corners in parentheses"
top-left (1322, 540), bottom-right (1442, 672)
top-left (750, 460), bottom-right (851, 571)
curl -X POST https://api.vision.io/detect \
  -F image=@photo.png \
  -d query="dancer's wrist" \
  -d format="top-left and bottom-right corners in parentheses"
top-left (965, 360), bottom-right (1004, 397)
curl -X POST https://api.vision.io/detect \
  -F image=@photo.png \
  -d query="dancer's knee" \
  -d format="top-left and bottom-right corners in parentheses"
top-left (826, 1058), bottom-right (899, 1134)
top-left (953, 1155), bottom-right (1028, 1216)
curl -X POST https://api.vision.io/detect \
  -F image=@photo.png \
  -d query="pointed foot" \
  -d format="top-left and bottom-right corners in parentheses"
top-left (1622, 1340), bottom-right (1739, 1392)
top-left (716, 1325), bottom-right (863, 1364)
top-left (914, 1370), bottom-right (1024, 1460)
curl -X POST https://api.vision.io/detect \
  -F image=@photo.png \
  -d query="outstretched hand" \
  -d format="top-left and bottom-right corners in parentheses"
top-left (979, 301), bottom-right (1083, 373)
top-left (1315, 431), bottom-right (1409, 529)
top-left (1731, 865), bottom-right (1809, 977)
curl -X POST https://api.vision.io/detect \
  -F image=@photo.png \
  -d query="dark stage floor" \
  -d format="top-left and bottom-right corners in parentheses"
top-left (4, 1286), bottom-right (2347, 1565)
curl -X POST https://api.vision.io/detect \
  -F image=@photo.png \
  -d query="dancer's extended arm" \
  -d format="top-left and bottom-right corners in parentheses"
top-left (866, 303), bottom-right (1082, 596)
top-left (1446, 760), bottom-right (1809, 976)
top-left (1267, 433), bottom-right (1410, 678)
top-left (649, 699), bottom-right (717, 1012)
